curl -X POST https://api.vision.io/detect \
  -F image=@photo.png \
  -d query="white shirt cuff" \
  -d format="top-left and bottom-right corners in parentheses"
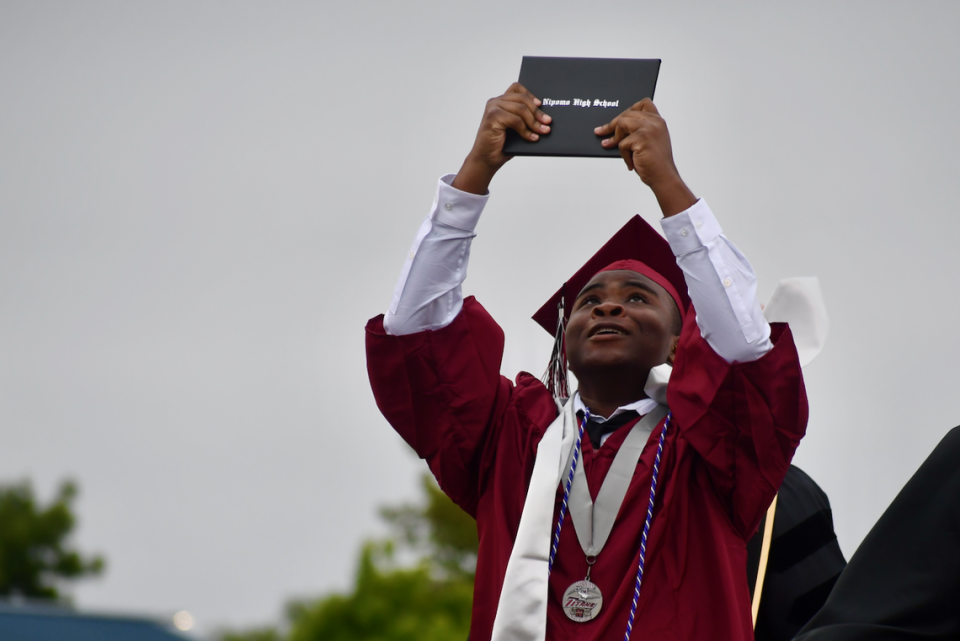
top-left (432, 174), bottom-right (488, 232)
top-left (659, 199), bottom-right (723, 256)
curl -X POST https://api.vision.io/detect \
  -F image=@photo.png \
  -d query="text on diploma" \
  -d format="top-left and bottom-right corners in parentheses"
top-left (541, 98), bottom-right (620, 108)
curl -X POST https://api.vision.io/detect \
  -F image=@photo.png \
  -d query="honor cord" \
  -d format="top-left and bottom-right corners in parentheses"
top-left (623, 412), bottom-right (670, 641)
top-left (547, 409), bottom-right (671, 640)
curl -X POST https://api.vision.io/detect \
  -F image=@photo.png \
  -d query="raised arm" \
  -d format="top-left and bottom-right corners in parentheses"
top-left (595, 99), bottom-right (773, 363)
top-left (384, 84), bottom-right (552, 336)
top-left (596, 100), bottom-right (805, 537)
top-left (371, 85), bottom-right (557, 511)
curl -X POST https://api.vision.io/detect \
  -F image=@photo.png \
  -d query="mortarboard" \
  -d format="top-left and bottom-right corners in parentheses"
top-left (532, 215), bottom-right (691, 336)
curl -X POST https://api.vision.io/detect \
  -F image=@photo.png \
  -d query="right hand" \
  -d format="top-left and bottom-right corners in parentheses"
top-left (452, 83), bottom-right (552, 195)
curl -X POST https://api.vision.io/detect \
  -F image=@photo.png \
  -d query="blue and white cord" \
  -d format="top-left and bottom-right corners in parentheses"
top-left (546, 407), bottom-right (671, 641)
top-left (623, 412), bottom-right (670, 641)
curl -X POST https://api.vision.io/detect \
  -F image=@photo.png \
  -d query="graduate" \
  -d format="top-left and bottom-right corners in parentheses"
top-left (365, 83), bottom-right (808, 641)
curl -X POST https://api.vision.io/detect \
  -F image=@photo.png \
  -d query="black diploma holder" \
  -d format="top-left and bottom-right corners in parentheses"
top-left (503, 57), bottom-right (661, 158)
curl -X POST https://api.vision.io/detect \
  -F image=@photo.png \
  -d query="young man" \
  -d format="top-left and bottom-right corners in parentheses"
top-left (366, 84), bottom-right (808, 641)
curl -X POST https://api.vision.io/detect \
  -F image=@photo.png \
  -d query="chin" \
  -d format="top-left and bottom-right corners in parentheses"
top-left (571, 358), bottom-right (652, 379)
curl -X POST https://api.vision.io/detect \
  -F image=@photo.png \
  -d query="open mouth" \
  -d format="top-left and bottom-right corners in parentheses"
top-left (590, 326), bottom-right (627, 337)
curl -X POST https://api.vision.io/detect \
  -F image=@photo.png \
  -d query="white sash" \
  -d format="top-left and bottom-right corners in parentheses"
top-left (490, 397), bottom-right (577, 641)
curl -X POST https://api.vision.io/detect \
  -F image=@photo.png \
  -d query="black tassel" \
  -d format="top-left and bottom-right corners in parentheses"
top-left (541, 289), bottom-right (570, 399)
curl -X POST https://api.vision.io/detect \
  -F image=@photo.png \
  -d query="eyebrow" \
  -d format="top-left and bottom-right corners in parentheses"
top-left (575, 279), bottom-right (662, 301)
top-left (576, 282), bottom-right (605, 298)
top-left (623, 280), bottom-right (662, 297)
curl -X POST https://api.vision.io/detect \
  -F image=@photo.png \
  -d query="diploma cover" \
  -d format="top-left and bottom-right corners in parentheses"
top-left (503, 56), bottom-right (660, 158)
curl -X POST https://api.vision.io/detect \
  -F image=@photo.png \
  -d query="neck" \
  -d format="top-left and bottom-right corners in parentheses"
top-left (576, 370), bottom-right (649, 419)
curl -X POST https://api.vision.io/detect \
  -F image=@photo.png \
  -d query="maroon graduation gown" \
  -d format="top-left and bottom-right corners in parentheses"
top-left (365, 296), bottom-right (807, 641)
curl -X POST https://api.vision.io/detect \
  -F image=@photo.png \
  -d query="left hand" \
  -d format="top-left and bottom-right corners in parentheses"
top-left (594, 99), bottom-right (697, 216)
top-left (594, 98), bottom-right (678, 185)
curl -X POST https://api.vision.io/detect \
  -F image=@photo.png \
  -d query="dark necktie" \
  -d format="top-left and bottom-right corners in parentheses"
top-left (579, 409), bottom-right (641, 449)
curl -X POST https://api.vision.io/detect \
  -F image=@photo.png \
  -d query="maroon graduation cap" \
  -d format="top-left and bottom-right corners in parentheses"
top-left (531, 214), bottom-right (691, 335)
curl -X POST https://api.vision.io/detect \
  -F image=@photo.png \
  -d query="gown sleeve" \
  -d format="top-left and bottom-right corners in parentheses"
top-left (366, 296), bottom-right (555, 517)
top-left (667, 307), bottom-right (808, 539)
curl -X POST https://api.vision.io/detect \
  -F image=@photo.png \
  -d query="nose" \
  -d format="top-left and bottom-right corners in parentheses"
top-left (592, 301), bottom-right (624, 317)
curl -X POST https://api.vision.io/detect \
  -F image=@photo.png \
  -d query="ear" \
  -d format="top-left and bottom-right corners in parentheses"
top-left (666, 335), bottom-right (680, 366)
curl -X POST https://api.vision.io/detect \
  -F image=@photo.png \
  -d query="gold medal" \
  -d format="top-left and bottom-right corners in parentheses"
top-left (562, 579), bottom-right (603, 622)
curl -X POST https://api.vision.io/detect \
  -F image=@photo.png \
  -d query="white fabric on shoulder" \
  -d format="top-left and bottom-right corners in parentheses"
top-left (384, 174), bottom-right (487, 336)
top-left (762, 277), bottom-right (829, 367)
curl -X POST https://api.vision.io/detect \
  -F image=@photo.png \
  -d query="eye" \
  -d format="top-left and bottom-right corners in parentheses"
top-left (627, 292), bottom-right (647, 303)
top-left (574, 294), bottom-right (600, 311)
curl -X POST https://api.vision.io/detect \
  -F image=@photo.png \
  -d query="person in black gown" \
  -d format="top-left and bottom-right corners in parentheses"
top-left (747, 465), bottom-right (847, 641)
top-left (791, 426), bottom-right (960, 640)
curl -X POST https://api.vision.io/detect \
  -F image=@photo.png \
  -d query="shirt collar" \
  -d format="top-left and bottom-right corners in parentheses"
top-left (573, 392), bottom-right (659, 423)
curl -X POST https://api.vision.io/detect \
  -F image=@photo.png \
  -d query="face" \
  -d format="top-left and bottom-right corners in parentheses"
top-left (565, 270), bottom-right (680, 380)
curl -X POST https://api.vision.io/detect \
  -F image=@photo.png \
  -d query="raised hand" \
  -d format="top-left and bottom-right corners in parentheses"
top-left (594, 99), bottom-right (697, 217)
top-left (452, 83), bottom-right (552, 195)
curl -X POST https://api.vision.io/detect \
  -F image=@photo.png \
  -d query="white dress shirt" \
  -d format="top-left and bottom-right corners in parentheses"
top-left (385, 174), bottom-right (773, 366)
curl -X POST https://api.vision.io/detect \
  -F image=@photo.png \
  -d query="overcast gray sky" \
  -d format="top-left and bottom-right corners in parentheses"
top-left (3, 1), bottom-right (960, 636)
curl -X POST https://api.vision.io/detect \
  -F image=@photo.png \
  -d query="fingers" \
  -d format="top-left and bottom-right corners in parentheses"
top-left (592, 98), bottom-right (672, 177)
top-left (499, 94), bottom-right (552, 132)
top-left (636, 98), bottom-right (659, 116)
top-left (497, 102), bottom-right (543, 141)
top-left (617, 118), bottom-right (639, 172)
top-left (595, 98), bottom-right (658, 146)
top-left (503, 83), bottom-right (552, 126)
top-left (598, 112), bottom-right (642, 149)
top-left (594, 116), bottom-right (618, 139)
top-left (505, 82), bottom-right (536, 100)
top-left (485, 90), bottom-right (552, 142)
top-left (618, 137), bottom-right (635, 172)
top-left (491, 97), bottom-right (550, 140)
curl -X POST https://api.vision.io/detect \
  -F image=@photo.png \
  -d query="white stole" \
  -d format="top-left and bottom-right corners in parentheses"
top-left (489, 396), bottom-right (577, 641)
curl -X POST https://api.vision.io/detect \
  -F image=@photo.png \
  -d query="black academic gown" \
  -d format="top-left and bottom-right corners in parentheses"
top-left (746, 465), bottom-right (847, 641)
top-left (794, 426), bottom-right (960, 640)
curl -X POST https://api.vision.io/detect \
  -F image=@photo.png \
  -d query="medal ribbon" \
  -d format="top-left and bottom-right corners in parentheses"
top-left (568, 405), bottom-right (669, 557)
top-left (548, 403), bottom-right (671, 640)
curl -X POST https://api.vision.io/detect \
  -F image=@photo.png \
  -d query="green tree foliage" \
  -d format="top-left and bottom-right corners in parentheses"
top-left (220, 474), bottom-right (478, 641)
top-left (379, 474), bottom-right (478, 580)
top-left (286, 541), bottom-right (474, 641)
top-left (0, 480), bottom-right (105, 599)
